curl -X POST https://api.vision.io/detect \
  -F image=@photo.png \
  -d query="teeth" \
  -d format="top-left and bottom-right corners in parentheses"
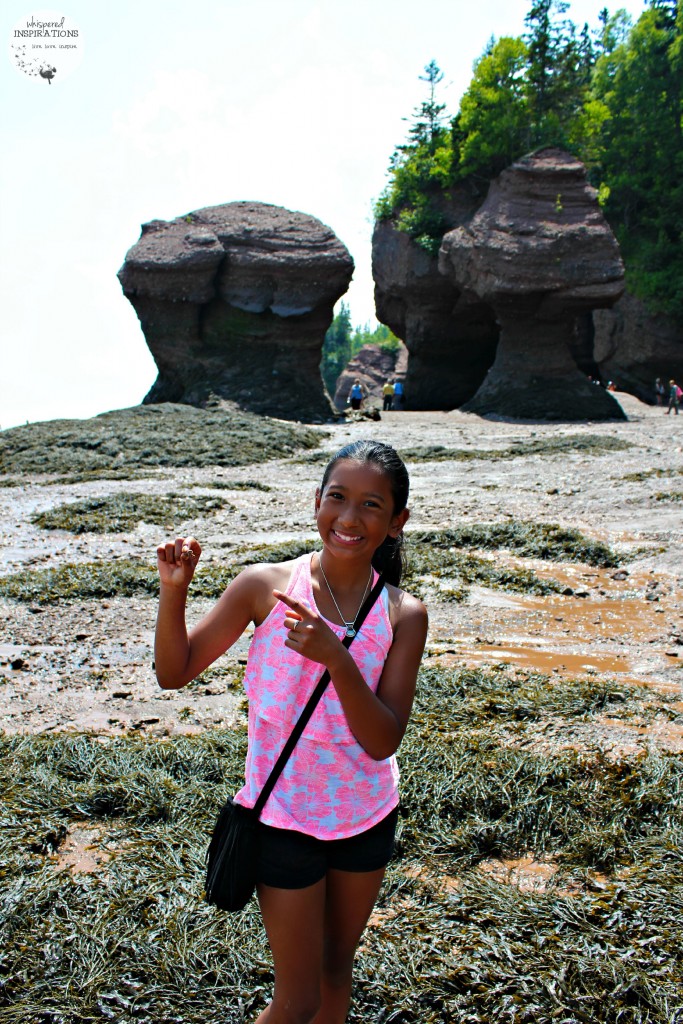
top-left (334, 530), bottom-right (361, 541)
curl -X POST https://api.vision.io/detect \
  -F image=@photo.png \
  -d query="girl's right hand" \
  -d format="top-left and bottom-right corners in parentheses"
top-left (156, 536), bottom-right (202, 590)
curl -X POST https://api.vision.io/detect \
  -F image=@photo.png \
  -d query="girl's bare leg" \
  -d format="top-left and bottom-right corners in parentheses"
top-left (313, 867), bottom-right (386, 1024)
top-left (254, 879), bottom-right (326, 1024)
top-left (253, 868), bottom-right (386, 1024)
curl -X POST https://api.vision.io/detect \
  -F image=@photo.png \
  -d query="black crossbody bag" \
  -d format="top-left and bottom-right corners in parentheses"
top-left (205, 573), bottom-right (387, 912)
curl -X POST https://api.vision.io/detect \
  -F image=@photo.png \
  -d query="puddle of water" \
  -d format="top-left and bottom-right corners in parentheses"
top-left (460, 644), bottom-right (637, 677)
top-left (540, 598), bottom-right (675, 643)
top-left (478, 855), bottom-right (557, 892)
top-left (51, 823), bottom-right (111, 874)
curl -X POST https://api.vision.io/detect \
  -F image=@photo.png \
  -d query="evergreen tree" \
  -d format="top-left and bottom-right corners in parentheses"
top-left (523, 0), bottom-right (588, 146)
top-left (375, 61), bottom-right (454, 253)
top-left (320, 302), bottom-right (353, 395)
top-left (407, 60), bottom-right (447, 150)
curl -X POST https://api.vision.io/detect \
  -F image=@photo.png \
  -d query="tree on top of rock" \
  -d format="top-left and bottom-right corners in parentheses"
top-left (374, 0), bottom-right (682, 318)
top-left (406, 60), bottom-right (448, 151)
top-left (375, 60), bottom-right (453, 254)
top-left (524, 0), bottom-right (593, 148)
top-left (456, 36), bottom-right (529, 181)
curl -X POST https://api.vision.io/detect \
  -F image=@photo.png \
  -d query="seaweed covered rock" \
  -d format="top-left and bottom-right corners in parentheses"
top-left (372, 200), bottom-right (499, 410)
top-left (439, 148), bottom-right (626, 420)
top-left (118, 202), bottom-right (354, 421)
top-left (0, 403), bottom-right (322, 475)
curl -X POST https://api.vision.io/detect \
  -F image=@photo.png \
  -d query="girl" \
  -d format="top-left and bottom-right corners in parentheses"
top-left (155, 440), bottom-right (428, 1024)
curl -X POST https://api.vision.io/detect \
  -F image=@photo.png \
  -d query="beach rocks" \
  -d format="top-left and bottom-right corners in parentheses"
top-left (118, 202), bottom-right (354, 421)
top-left (439, 148), bottom-right (626, 420)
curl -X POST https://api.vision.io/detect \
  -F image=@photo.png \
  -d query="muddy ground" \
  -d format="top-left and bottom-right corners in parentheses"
top-left (1, 392), bottom-right (681, 757)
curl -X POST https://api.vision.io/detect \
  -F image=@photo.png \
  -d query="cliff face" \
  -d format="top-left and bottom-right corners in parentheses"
top-left (593, 293), bottom-right (683, 401)
top-left (372, 188), bottom-right (499, 410)
top-left (118, 202), bottom-right (354, 421)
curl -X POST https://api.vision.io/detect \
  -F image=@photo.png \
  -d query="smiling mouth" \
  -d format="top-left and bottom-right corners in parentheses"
top-left (332, 529), bottom-right (362, 543)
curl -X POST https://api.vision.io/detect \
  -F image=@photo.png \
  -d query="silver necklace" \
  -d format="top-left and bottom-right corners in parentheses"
top-left (318, 558), bottom-right (372, 638)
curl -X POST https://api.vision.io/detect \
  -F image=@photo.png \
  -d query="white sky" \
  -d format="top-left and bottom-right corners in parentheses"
top-left (0, 0), bottom-right (646, 429)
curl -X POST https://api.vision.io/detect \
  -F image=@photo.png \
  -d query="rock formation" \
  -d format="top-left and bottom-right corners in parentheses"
top-left (372, 190), bottom-right (499, 410)
top-left (593, 293), bottom-right (683, 402)
top-left (118, 202), bottom-right (354, 421)
top-left (439, 148), bottom-right (626, 420)
top-left (333, 343), bottom-right (408, 411)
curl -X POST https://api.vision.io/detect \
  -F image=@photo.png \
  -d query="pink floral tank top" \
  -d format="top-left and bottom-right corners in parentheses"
top-left (233, 553), bottom-right (399, 839)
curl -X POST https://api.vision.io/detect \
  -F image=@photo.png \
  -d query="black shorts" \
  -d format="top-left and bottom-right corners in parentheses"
top-left (255, 806), bottom-right (399, 889)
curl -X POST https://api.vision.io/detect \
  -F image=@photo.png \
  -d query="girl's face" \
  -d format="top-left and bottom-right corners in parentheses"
top-left (315, 459), bottom-right (409, 561)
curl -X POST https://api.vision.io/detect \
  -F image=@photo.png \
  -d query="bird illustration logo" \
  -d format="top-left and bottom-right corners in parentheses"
top-left (10, 45), bottom-right (57, 83)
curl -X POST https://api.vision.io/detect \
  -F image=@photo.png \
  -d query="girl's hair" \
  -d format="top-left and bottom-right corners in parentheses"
top-left (320, 440), bottom-right (409, 586)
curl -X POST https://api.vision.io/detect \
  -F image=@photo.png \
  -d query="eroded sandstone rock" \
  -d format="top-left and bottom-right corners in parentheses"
top-left (372, 192), bottom-right (499, 410)
top-left (118, 202), bottom-right (354, 421)
top-left (439, 148), bottom-right (626, 420)
top-left (593, 293), bottom-right (683, 402)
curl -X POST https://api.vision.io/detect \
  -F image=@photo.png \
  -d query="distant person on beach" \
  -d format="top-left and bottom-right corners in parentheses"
top-left (667, 379), bottom-right (681, 415)
top-left (348, 379), bottom-right (365, 410)
top-left (655, 378), bottom-right (666, 406)
top-left (392, 379), bottom-right (404, 410)
top-left (154, 440), bottom-right (428, 1024)
top-left (382, 380), bottom-right (394, 411)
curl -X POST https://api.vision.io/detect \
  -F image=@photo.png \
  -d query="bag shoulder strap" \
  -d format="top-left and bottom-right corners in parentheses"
top-left (252, 572), bottom-right (386, 818)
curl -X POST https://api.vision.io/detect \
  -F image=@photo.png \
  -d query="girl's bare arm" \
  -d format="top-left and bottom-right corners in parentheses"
top-left (154, 539), bottom-right (283, 689)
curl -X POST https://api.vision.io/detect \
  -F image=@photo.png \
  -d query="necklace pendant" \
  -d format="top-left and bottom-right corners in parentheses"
top-left (345, 625), bottom-right (356, 638)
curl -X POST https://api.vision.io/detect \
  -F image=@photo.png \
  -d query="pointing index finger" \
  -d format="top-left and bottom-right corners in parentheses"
top-left (273, 590), bottom-right (307, 615)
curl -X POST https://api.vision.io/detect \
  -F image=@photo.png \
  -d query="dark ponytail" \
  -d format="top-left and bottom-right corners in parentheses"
top-left (319, 440), bottom-right (409, 587)
top-left (371, 533), bottom-right (405, 587)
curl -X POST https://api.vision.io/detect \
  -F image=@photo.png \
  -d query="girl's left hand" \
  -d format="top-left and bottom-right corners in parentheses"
top-left (274, 589), bottom-right (343, 666)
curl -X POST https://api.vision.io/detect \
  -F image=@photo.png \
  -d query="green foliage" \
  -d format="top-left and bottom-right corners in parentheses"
top-left (374, 60), bottom-right (454, 254)
top-left (523, 0), bottom-right (593, 147)
top-left (320, 300), bottom-right (353, 394)
top-left (587, 4), bottom-right (683, 317)
top-left (407, 59), bottom-right (448, 149)
top-left (458, 36), bottom-right (530, 180)
top-left (376, 1), bottom-right (683, 318)
top-left (351, 321), bottom-right (401, 352)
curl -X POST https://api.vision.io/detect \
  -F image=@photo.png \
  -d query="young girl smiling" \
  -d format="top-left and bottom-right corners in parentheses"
top-left (155, 440), bottom-right (428, 1023)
